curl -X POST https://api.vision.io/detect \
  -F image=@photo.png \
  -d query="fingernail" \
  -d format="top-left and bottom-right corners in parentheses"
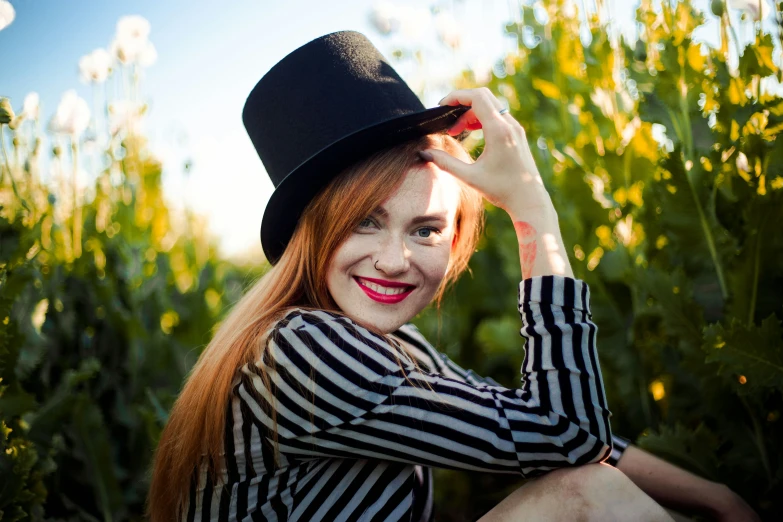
top-left (438, 96), bottom-right (446, 105)
top-left (418, 150), bottom-right (434, 162)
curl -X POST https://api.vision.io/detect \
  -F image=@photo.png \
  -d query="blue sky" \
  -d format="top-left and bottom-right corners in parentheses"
top-left (0, 0), bottom-right (748, 258)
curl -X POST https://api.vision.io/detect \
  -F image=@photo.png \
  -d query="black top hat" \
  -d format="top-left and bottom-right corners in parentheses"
top-left (242, 30), bottom-right (469, 264)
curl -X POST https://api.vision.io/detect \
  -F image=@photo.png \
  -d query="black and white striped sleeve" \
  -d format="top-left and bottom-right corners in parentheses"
top-left (605, 433), bottom-right (631, 466)
top-left (244, 275), bottom-right (613, 478)
top-left (404, 324), bottom-right (630, 468)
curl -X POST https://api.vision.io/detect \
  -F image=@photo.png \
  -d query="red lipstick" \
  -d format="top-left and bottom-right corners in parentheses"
top-left (354, 277), bottom-right (415, 304)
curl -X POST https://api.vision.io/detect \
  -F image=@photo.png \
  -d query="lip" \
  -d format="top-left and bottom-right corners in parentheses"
top-left (354, 276), bottom-right (415, 304)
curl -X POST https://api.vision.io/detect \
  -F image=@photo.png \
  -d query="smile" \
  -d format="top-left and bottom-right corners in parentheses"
top-left (353, 277), bottom-right (415, 304)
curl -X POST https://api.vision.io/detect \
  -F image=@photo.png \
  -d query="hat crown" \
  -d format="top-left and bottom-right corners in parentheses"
top-left (242, 30), bottom-right (468, 264)
top-left (242, 30), bottom-right (425, 188)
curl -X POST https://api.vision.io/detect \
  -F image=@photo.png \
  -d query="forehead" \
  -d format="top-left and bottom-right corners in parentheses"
top-left (380, 163), bottom-right (460, 217)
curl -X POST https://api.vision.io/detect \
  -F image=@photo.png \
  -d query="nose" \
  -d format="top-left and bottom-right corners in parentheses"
top-left (374, 235), bottom-right (410, 275)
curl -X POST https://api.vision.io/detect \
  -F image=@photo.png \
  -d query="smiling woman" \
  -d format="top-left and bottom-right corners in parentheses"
top-left (326, 159), bottom-right (470, 333)
top-left (147, 30), bottom-right (654, 522)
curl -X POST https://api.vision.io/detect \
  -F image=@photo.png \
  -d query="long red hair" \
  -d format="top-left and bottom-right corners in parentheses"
top-left (147, 132), bottom-right (484, 521)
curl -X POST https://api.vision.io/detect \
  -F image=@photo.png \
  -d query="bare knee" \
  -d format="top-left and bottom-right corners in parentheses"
top-left (478, 463), bottom-right (674, 522)
top-left (548, 462), bottom-right (633, 495)
top-left (546, 464), bottom-right (674, 521)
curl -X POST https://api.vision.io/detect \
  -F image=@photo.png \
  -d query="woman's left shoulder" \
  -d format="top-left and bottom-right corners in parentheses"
top-left (274, 307), bottom-right (355, 332)
top-left (394, 321), bottom-right (422, 337)
top-left (392, 321), bottom-right (434, 348)
top-left (270, 307), bottom-right (395, 350)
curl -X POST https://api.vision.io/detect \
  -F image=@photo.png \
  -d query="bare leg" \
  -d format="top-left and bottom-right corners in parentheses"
top-left (664, 508), bottom-right (694, 521)
top-left (478, 463), bottom-right (675, 522)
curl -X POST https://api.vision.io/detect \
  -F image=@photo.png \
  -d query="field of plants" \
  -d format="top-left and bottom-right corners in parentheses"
top-left (1, 0), bottom-right (782, 520)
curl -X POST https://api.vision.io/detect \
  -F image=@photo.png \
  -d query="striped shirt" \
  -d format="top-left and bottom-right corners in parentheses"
top-left (185, 275), bottom-right (626, 521)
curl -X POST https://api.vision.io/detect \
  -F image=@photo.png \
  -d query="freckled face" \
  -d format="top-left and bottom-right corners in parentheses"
top-left (326, 163), bottom-right (461, 333)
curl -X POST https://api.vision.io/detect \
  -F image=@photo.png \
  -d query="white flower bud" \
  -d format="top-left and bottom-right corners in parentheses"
top-left (79, 48), bottom-right (113, 84)
top-left (48, 90), bottom-right (91, 138)
top-left (728, 0), bottom-right (772, 21)
top-left (0, 0), bottom-right (15, 32)
top-left (22, 92), bottom-right (40, 120)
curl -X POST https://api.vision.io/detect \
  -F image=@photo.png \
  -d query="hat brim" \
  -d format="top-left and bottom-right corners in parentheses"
top-left (260, 104), bottom-right (470, 264)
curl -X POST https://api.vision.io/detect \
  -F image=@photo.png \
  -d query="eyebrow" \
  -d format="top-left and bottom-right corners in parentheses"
top-left (372, 206), bottom-right (449, 226)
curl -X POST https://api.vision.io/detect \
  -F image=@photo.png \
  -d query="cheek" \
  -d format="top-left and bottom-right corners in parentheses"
top-left (326, 235), bottom-right (372, 284)
top-left (418, 244), bottom-right (452, 284)
top-left (331, 235), bottom-right (371, 266)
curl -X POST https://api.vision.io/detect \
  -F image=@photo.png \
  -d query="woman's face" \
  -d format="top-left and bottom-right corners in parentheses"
top-left (326, 162), bottom-right (461, 333)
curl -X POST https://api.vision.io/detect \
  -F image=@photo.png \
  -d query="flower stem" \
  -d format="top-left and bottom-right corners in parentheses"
top-left (723, 4), bottom-right (743, 71)
top-left (758, 0), bottom-right (763, 40)
top-left (683, 158), bottom-right (728, 300)
top-left (747, 205), bottom-right (767, 326)
top-left (72, 138), bottom-right (82, 258)
top-left (676, 45), bottom-right (728, 300)
top-left (739, 395), bottom-right (773, 488)
top-left (775, 0), bottom-right (783, 83)
top-left (0, 125), bottom-right (32, 214)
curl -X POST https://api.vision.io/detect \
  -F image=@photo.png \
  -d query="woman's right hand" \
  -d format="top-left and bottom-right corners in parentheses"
top-left (419, 87), bottom-right (552, 216)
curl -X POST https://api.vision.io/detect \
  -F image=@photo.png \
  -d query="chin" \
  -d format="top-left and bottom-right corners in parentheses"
top-left (347, 309), bottom-right (413, 335)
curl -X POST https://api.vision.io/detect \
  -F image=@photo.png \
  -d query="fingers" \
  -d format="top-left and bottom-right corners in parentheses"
top-left (439, 87), bottom-right (504, 112)
top-left (439, 87), bottom-right (511, 137)
top-left (497, 107), bottom-right (517, 123)
top-left (418, 148), bottom-right (476, 186)
top-left (446, 110), bottom-right (484, 135)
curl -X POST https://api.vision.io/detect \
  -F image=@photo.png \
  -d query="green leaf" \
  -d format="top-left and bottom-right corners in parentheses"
top-left (637, 422), bottom-right (720, 480)
top-left (646, 149), bottom-right (736, 287)
top-left (633, 265), bottom-right (705, 353)
top-left (703, 314), bottom-right (783, 395)
top-left (72, 395), bottom-right (123, 521)
top-left (597, 245), bottom-right (632, 282)
top-left (26, 358), bottom-right (101, 446)
top-left (0, 390), bottom-right (37, 419)
top-left (739, 35), bottom-right (777, 79)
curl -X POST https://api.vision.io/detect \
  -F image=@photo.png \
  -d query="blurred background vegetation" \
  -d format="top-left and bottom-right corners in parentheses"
top-left (2, 0), bottom-right (782, 520)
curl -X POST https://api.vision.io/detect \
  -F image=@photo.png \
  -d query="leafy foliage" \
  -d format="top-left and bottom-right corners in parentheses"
top-left (409, 0), bottom-right (783, 519)
top-left (1, 120), bottom-right (259, 518)
top-left (1, 214), bottom-right (51, 522)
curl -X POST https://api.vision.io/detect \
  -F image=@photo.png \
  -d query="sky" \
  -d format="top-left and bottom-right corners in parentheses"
top-left (0, 0), bottom-right (764, 260)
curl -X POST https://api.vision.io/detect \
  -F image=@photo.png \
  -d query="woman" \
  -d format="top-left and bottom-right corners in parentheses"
top-left (148, 31), bottom-right (756, 522)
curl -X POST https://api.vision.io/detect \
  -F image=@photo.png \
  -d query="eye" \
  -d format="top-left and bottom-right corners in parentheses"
top-left (357, 217), bottom-right (378, 230)
top-left (416, 226), bottom-right (441, 239)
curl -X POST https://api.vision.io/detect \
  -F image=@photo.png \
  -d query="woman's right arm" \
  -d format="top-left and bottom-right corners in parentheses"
top-left (238, 275), bottom-right (613, 479)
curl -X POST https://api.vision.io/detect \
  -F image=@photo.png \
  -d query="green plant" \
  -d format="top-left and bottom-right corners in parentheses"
top-left (1, 62), bottom-right (260, 522)
top-left (410, 0), bottom-right (782, 519)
